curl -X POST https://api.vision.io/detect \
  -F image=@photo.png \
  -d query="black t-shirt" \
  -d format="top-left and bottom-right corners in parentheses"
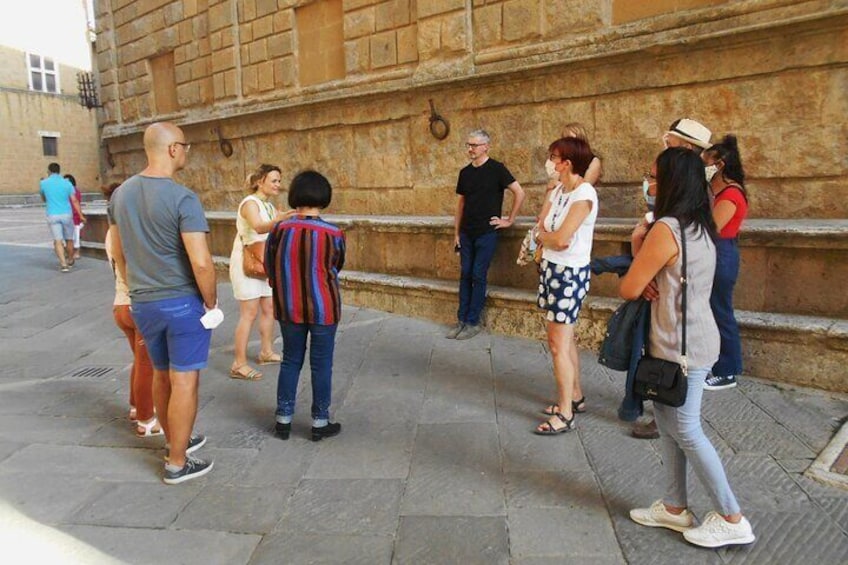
top-left (456, 158), bottom-right (516, 236)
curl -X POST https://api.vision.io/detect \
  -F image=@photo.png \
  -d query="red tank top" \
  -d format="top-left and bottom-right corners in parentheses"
top-left (715, 185), bottom-right (748, 238)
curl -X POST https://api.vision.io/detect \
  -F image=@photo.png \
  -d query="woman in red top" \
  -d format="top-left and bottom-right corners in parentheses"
top-left (702, 135), bottom-right (749, 390)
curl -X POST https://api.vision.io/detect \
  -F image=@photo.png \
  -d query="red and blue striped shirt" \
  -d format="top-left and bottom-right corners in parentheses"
top-left (266, 216), bottom-right (346, 325)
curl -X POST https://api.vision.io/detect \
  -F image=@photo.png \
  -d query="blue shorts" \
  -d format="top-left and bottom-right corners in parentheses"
top-left (47, 214), bottom-right (74, 241)
top-left (537, 261), bottom-right (591, 324)
top-left (131, 295), bottom-right (212, 371)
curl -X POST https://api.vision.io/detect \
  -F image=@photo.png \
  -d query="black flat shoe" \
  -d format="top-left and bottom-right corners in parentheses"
top-left (275, 422), bottom-right (291, 440)
top-left (311, 422), bottom-right (341, 442)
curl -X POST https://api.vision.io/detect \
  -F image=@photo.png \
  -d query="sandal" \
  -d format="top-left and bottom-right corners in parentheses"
top-left (128, 406), bottom-right (137, 422)
top-left (541, 396), bottom-right (587, 416)
top-left (230, 365), bottom-right (263, 380)
top-left (533, 412), bottom-right (575, 435)
top-left (136, 416), bottom-right (164, 437)
top-left (257, 353), bottom-right (282, 365)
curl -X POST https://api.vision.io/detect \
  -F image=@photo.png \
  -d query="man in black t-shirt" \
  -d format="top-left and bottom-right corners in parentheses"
top-left (447, 129), bottom-right (525, 340)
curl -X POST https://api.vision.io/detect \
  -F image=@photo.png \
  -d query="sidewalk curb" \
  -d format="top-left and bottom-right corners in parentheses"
top-left (806, 419), bottom-right (848, 490)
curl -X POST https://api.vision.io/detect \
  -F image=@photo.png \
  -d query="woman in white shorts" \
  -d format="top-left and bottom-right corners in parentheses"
top-left (229, 164), bottom-right (291, 380)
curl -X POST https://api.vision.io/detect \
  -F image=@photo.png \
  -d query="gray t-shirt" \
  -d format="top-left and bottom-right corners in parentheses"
top-left (649, 217), bottom-right (720, 370)
top-left (107, 175), bottom-right (209, 302)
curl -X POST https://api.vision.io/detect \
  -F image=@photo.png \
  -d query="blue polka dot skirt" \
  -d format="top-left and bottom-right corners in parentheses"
top-left (537, 260), bottom-right (591, 324)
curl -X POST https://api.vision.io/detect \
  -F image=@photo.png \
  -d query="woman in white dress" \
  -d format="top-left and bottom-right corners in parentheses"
top-left (230, 164), bottom-right (291, 380)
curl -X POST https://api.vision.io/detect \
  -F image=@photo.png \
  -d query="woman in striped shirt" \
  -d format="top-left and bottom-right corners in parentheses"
top-left (266, 170), bottom-right (346, 442)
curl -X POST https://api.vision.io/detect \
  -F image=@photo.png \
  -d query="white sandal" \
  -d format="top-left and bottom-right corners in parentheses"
top-left (136, 416), bottom-right (164, 438)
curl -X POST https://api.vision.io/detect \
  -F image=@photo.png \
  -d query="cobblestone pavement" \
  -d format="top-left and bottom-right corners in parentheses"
top-left (1, 207), bottom-right (847, 564)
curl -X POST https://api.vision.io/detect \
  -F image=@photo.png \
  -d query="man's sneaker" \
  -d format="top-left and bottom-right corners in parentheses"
top-left (163, 456), bottom-right (213, 485)
top-left (683, 511), bottom-right (755, 548)
top-left (704, 373), bottom-right (737, 391)
top-left (630, 500), bottom-right (695, 532)
top-left (164, 434), bottom-right (207, 461)
top-left (456, 324), bottom-right (482, 340)
top-left (445, 323), bottom-right (465, 339)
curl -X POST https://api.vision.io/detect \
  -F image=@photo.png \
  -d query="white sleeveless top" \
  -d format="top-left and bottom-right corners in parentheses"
top-left (236, 194), bottom-right (275, 245)
top-left (229, 193), bottom-right (277, 301)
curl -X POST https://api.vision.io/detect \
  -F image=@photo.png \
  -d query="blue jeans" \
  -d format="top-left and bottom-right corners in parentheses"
top-left (710, 238), bottom-right (743, 377)
top-left (654, 367), bottom-right (741, 515)
top-left (457, 230), bottom-right (498, 326)
top-left (276, 321), bottom-right (338, 421)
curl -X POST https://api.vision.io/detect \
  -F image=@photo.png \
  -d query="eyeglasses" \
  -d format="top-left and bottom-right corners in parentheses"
top-left (173, 142), bottom-right (191, 152)
top-left (465, 142), bottom-right (487, 149)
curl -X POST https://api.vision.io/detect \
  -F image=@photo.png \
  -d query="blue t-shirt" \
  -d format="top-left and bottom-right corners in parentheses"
top-left (40, 174), bottom-right (74, 216)
top-left (107, 175), bottom-right (209, 302)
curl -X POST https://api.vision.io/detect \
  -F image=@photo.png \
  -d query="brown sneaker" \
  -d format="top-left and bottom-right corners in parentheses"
top-left (631, 419), bottom-right (659, 439)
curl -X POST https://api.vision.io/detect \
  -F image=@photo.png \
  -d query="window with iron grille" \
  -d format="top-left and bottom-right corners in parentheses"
top-left (28, 53), bottom-right (60, 94)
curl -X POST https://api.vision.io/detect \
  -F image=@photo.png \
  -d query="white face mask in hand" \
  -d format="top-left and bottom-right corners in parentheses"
top-left (544, 159), bottom-right (559, 181)
top-left (705, 164), bottom-right (719, 183)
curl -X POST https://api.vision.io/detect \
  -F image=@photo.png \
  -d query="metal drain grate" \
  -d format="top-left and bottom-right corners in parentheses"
top-left (66, 366), bottom-right (116, 379)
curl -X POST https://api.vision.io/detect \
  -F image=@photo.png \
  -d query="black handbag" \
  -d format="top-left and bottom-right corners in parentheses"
top-left (633, 222), bottom-right (689, 407)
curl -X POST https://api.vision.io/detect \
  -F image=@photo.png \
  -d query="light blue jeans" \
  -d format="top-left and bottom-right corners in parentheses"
top-left (654, 366), bottom-right (741, 515)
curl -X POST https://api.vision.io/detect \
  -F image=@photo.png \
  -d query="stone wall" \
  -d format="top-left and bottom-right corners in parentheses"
top-left (0, 46), bottom-right (101, 195)
top-left (95, 1), bottom-right (848, 218)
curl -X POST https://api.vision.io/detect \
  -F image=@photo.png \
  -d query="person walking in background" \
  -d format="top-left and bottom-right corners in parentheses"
top-left (447, 129), bottom-right (525, 340)
top-left (39, 162), bottom-right (85, 272)
top-left (102, 182), bottom-right (160, 438)
top-left (108, 122), bottom-right (219, 484)
top-left (533, 137), bottom-right (598, 435)
top-left (620, 147), bottom-right (755, 549)
top-left (229, 164), bottom-right (292, 381)
top-left (702, 136), bottom-right (749, 390)
top-left (64, 174), bottom-right (84, 260)
top-left (265, 171), bottom-right (345, 442)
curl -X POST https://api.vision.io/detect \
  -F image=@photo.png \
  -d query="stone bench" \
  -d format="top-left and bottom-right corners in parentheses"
top-left (80, 209), bottom-right (848, 392)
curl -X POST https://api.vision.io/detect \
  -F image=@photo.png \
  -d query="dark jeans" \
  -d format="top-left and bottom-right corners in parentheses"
top-left (457, 230), bottom-right (498, 326)
top-left (710, 238), bottom-right (743, 377)
top-left (276, 321), bottom-right (338, 421)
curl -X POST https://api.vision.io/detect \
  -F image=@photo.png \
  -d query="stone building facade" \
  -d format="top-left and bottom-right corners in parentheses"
top-left (0, 45), bottom-right (100, 195)
top-left (95, 0), bottom-right (848, 218)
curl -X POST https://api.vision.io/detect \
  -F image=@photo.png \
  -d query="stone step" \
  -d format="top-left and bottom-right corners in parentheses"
top-left (202, 251), bottom-right (847, 393)
top-left (210, 213), bottom-right (848, 319)
top-left (338, 270), bottom-right (848, 394)
top-left (80, 210), bottom-right (848, 392)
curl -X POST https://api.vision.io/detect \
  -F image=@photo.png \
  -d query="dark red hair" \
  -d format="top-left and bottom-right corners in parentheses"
top-left (548, 137), bottom-right (594, 177)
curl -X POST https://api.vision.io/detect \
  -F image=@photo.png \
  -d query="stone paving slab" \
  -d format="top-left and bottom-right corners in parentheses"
top-left (2, 213), bottom-right (848, 563)
top-left (394, 516), bottom-right (509, 565)
top-left (275, 479), bottom-right (404, 536)
top-left (58, 525), bottom-right (261, 565)
top-left (250, 533), bottom-right (393, 565)
top-left (173, 485), bottom-right (293, 534)
top-left (401, 423), bottom-right (505, 516)
top-left (72, 481), bottom-right (202, 529)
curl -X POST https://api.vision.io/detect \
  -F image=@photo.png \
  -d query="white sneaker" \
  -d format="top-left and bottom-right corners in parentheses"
top-left (683, 511), bottom-right (755, 548)
top-left (630, 500), bottom-right (694, 532)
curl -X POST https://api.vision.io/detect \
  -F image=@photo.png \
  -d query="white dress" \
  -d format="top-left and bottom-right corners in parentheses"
top-left (230, 194), bottom-right (275, 301)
